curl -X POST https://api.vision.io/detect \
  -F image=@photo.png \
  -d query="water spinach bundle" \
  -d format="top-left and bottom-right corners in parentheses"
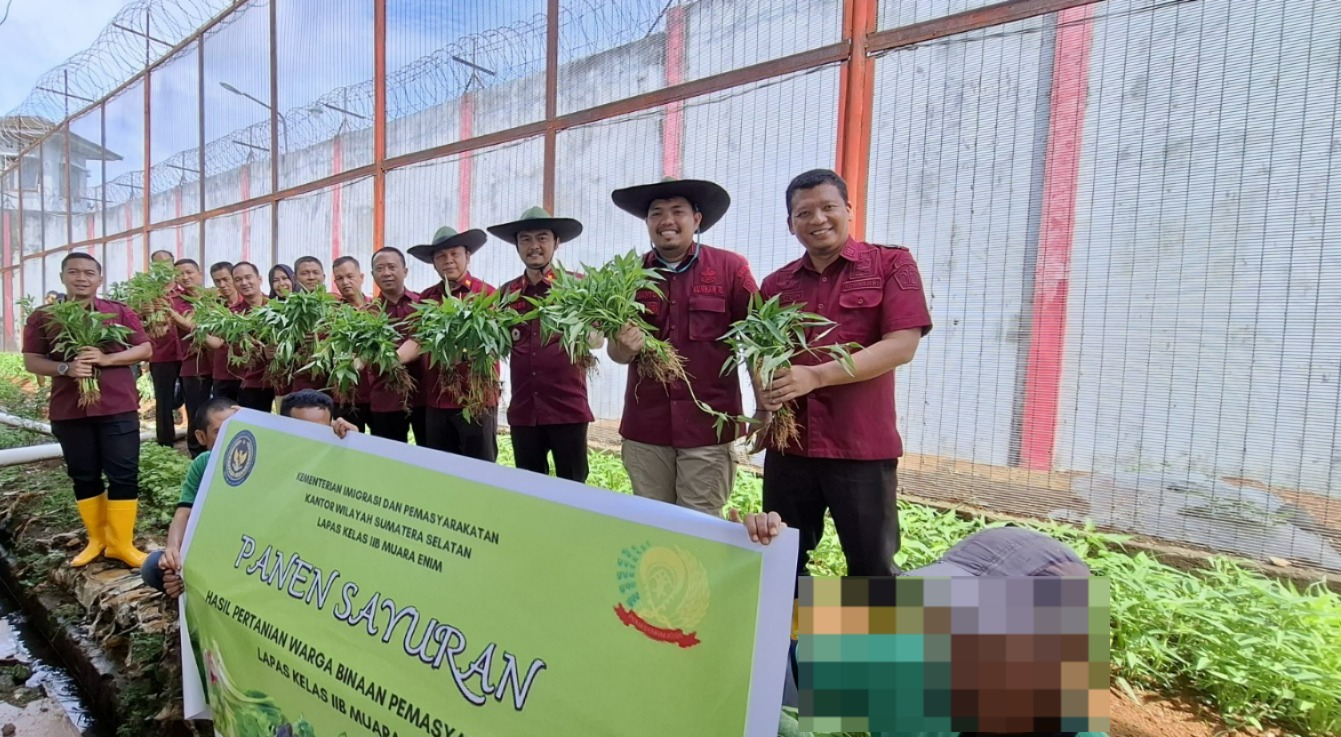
top-left (410, 288), bottom-right (526, 421)
top-left (39, 301), bottom-right (134, 407)
top-left (253, 290), bottom-right (339, 391)
top-left (120, 260), bottom-right (179, 338)
top-left (307, 303), bottom-right (413, 407)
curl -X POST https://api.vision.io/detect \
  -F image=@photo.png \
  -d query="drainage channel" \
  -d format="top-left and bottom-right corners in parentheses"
top-left (0, 579), bottom-right (113, 737)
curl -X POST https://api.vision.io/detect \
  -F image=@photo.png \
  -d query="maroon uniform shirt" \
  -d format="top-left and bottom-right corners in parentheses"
top-left (419, 275), bottom-right (499, 412)
top-left (618, 243), bottom-right (757, 448)
top-left (759, 238), bottom-right (933, 460)
top-left (22, 299), bottom-right (150, 422)
top-left (369, 290), bottom-right (423, 414)
top-left (230, 299), bottom-right (271, 390)
top-left (503, 270), bottom-right (594, 427)
top-left (338, 294), bottom-right (374, 405)
top-left (173, 293), bottom-right (209, 378)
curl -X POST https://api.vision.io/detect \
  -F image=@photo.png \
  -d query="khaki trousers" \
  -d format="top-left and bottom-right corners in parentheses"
top-left (621, 439), bottom-right (736, 517)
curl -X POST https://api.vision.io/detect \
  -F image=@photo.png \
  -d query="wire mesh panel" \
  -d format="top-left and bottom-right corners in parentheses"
top-left (683, 0), bottom-right (842, 81)
top-left (869, 14), bottom-right (1054, 471)
top-left (878, 0), bottom-right (1012, 29)
top-left (386, 0), bottom-right (548, 157)
top-left (149, 43), bottom-right (203, 224)
top-left (276, 0), bottom-right (374, 190)
top-left (103, 79), bottom-right (147, 235)
top-left (275, 177), bottom-right (373, 280)
top-left (1051, 0), bottom-right (1341, 569)
top-left (384, 159), bottom-right (465, 289)
top-left (69, 106), bottom-right (107, 243)
top-left (43, 125), bottom-right (71, 251)
top-left (203, 0), bottom-right (274, 210)
top-left (204, 205), bottom-right (273, 278)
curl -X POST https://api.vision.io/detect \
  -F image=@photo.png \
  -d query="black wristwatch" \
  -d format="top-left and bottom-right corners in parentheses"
top-left (57, 362), bottom-right (69, 377)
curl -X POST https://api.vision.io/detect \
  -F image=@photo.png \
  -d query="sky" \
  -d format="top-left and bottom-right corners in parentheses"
top-left (0, 0), bottom-right (128, 114)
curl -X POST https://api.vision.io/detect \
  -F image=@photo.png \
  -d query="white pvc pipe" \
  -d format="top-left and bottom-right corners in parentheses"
top-left (0, 412), bottom-right (53, 435)
top-left (0, 428), bottom-right (186, 468)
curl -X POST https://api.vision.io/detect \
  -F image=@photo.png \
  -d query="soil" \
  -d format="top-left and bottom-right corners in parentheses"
top-left (1109, 689), bottom-right (1280, 737)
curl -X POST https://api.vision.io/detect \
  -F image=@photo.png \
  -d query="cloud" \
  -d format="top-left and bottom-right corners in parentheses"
top-left (0, 0), bottom-right (128, 113)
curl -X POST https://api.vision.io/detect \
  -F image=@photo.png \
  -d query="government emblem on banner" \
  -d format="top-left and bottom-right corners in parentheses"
top-left (614, 543), bottom-right (710, 648)
top-left (222, 430), bottom-right (257, 487)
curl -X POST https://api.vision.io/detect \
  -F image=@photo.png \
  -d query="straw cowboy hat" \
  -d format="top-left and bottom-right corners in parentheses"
top-left (487, 206), bottom-right (584, 245)
top-left (407, 226), bottom-right (488, 264)
top-left (611, 176), bottom-right (731, 233)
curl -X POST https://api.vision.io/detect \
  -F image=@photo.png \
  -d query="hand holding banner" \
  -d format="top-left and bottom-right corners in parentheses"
top-left (178, 410), bottom-right (798, 737)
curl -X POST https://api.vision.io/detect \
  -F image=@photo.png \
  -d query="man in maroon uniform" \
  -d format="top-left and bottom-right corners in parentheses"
top-left (488, 207), bottom-right (599, 482)
top-left (222, 262), bottom-right (271, 413)
top-left (167, 259), bottom-right (212, 457)
top-left (367, 247), bottom-right (427, 444)
top-left (404, 227), bottom-right (498, 461)
top-left (146, 249), bottom-right (183, 446)
top-left (607, 177), bottom-right (761, 517)
top-left (757, 169), bottom-right (933, 581)
top-left (22, 252), bottom-right (152, 569)
top-left (287, 256), bottom-right (329, 396)
top-left (207, 261), bottom-right (242, 401)
top-left (330, 255), bottom-right (374, 432)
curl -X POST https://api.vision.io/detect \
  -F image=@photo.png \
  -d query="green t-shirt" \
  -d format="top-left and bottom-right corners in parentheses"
top-left (178, 451), bottom-right (211, 507)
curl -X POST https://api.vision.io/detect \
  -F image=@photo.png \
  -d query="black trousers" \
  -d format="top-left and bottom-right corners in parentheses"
top-left (181, 375), bottom-right (214, 457)
top-left (510, 423), bottom-right (589, 482)
top-left (212, 379), bottom-right (241, 401)
top-left (50, 412), bottom-right (140, 501)
top-left (238, 387), bottom-right (275, 414)
top-left (336, 403), bottom-right (372, 433)
top-left (149, 361), bottom-right (181, 446)
top-left (762, 453), bottom-right (900, 582)
top-left (370, 406), bottom-right (427, 445)
top-left (424, 407), bottom-right (498, 462)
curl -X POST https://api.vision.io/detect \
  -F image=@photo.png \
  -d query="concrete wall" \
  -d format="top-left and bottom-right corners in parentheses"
top-left (4, 0), bottom-right (1339, 506)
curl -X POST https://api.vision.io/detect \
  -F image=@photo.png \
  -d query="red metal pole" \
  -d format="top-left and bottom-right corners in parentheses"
top-left (372, 0), bottom-right (386, 255)
top-left (1019, 4), bottom-right (1095, 470)
top-left (836, 0), bottom-right (876, 239)
top-left (661, 4), bottom-right (687, 179)
top-left (543, 0), bottom-right (559, 212)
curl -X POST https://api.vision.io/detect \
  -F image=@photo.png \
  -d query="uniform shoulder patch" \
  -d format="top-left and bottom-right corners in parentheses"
top-left (893, 262), bottom-right (922, 291)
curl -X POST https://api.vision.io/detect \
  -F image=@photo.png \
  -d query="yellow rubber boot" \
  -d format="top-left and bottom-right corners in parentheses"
top-left (103, 499), bottom-right (148, 569)
top-left (71, 494), bottom-right (108, 567)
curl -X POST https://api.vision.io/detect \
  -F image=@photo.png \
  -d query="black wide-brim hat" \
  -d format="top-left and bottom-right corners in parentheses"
top-left (487, 206), bottom-right (584, 245)
top-left (407, 226), bottom-right (488, 264)
top-left (611, 177), bottom-right (731, 233)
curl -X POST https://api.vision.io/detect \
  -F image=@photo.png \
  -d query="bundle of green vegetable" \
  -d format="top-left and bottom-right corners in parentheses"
top-left (410, 288), bottom-right (526, 421)
top-left (252, 289), bottom-right (339, 390)
top-left (721, 293), bottom-right (859, 449)
top-left (181, 288), bottom-right (229, 351)
top-left (39, 301), bottom-right (133, 407)
top-left (16, 295), bottom-right (37, 324)
top-left (193, 305), bottom-right (262, 369)
top-left (307, 303), bottom-right (413, 407)
top-left (118, 260), bottom-right (179, 338)
top-left (531, 251), bottom-right (685, 385)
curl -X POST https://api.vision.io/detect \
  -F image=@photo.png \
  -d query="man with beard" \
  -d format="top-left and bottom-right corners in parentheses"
top-left (487, 207), bottom-right (600, 481)
top-left (607, 177), bottom-right (762, 517)
top-left (400, 227), bottom-right (498, 461)
top-left (22, 252), bottom-right (152, 569)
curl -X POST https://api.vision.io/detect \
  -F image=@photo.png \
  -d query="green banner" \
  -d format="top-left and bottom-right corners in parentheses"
top-left (179, 411), bottom-right (798, 737)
